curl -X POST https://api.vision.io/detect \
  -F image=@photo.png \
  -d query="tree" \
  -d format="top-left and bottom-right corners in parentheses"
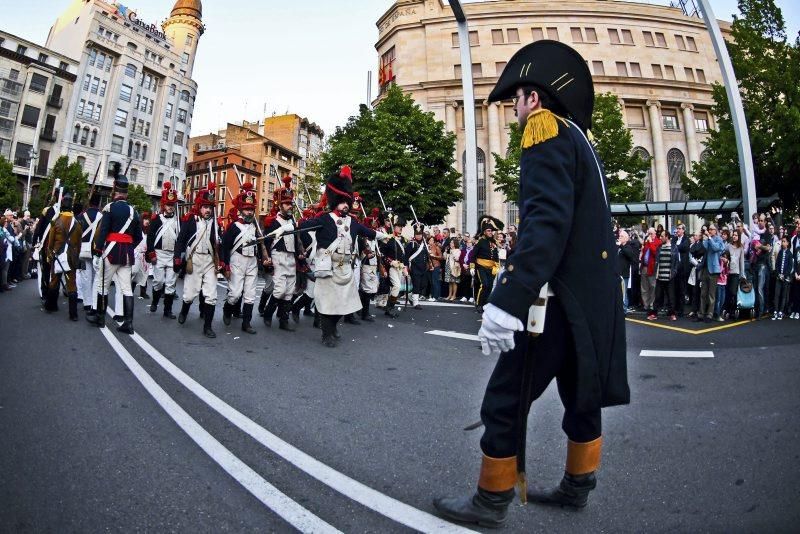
top-left (684, 0), bottom-right (800, 212)
top-left (31, 156), bottom-right (88, 215)
top-left (491, 93), bottom-right (648, 203)
top-left (0, 156), bottom-right (21, 211)
top-left (320, 84), bottom-right (461, 224)
top-left (126, 184), bottom-right (154, 214)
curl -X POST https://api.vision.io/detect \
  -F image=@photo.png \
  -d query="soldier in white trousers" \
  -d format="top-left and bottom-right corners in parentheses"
top-left (77, 194), bottom-right (102, 312)
top-left (147, 183), bottom-right (180, 319)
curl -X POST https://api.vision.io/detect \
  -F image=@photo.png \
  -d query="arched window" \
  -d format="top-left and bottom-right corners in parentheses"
top-left (633, 147), bottom-right (653, 201)
top-left (141, 144), bottom-right (148, 160)
top-left (129, 168), bottom-right (138, 182)
top-left (667, 148), bottom-right (686, 201)
top-left (76, 156), bottom-right (86, 169)
top-left (461, 148), bottom-right (489, 232)
top-left (73, 124), bottom-right (80, 143)
top-left (133, 142), bottom-right (141, 159)
top-left (89, 129), bottom-right (97, 148)
top-left (80, 127), bottom-right (89, 145)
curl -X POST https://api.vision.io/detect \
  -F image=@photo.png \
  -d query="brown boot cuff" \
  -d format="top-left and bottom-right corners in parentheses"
top-left (566, 436), bottom-right (602, 475)
top-left (478, 455), bottom-right (517, 493)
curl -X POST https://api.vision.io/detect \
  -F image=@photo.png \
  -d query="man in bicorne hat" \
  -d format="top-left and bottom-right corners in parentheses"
top-left (147, 182), bottom-right (181, 319)
top-left (470, 215), bottom-right (503, 313)
top-left (434, 40), bottom-right (629, 528)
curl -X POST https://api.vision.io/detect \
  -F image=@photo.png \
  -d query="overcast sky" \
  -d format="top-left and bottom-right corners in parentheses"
top-left (2, 0), bottom-right (798, 138)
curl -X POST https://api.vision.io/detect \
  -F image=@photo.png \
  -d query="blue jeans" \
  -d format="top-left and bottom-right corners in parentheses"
top-left (430, 267), bottom-right (442, 299)
top-left (756, 263), bottom-right (769, 316)
top-left (621, 276), bottom-right (629, 310)
top-left (714, 284), bottom-right (726, 317)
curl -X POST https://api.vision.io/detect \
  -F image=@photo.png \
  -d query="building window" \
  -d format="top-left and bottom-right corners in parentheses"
top-left (694, 111), bottom-right (709, 132)
top-left (160, 148), bottom-right (167, 165)
top-left (111, 134), bottom-right (124, 154)
top-left (621, 29), bottom-right (634, 44)
top-left (676, 34), bottom-right (686, 50)
top-left (506, 202), bottom-right (518, 226)
top-left (616, 62), bottom-right (628, 77)
top-left (177, 109), bottom-right (187, 123)
top-left (114, 108), bottom-right (128, 126)
top-left (16, 45), bottom-right (27, 55)
top-left (124, 64), bottom-right (136, 77)
top-left (185, 34), bottom-right (194, 46)
top-left (592, 61), bottom-right (605, 75)
top-left (492, 29), bottom-right (504, 45)
top-left (662, 109), bottom-right (679, 130)
top-left (655, 32), bottom-right (668, 47)
top-left (608, 29), bottom-right (621, 44)
top-left (686, 36), bottom-right (698, 52)
top-left (585, 28), bottom-right (598, 42)
top-left (141, 144), bottom-right (148, 160)
top-left (475, 106), bottom-right (483, 128)
top-left (182, 52), bottom-right (189, 64)
top-left (571, 27), bottom-right (583, 43)
top-left (35, 51), bottom-right (47, 61)
top-left (174, 131), bottom-right (184, 145)
top-left (507, 28), bottom-right (520, 43)
top-left (495, 62), bottom-right (507, 76)
top-left (667, 148), bottom-right (686, 200)
top-left (83, 74), bottom-right (91, 91)
top-left (532, 27), bottom-right (544, 41)
top-left (643, 31), bottom-right (655, 47)
top-left (696, 69), bottom-right (706, 83)
top-left (171, 152), bottom-right (181, 168)
top-left (547, 27), bottom-right (559, 40)
top-left (180, 90), bottom-right (190, 103)
top-left (652, 64), bottom-right (663, 78)
top-left (88, 48), bottom-right (97, 66)
top-left (633, 147), bottom-right (653, 201)
top-left (163, 125), bottom-right (170, 141)
top-left (664, 65), bottom-right (676, 80)
top-left (169, 84), bottom-right (176, 96)
top-left (13, 142), bottom-right (32, 166)
top-left (99, 80), bottom-right (107, 97)
top-left (73, 124), bottom-right (80, 142)
top-left (21, 105), bottom-right (40, 127)
top-left (462, 149), bottom-right (488, 218)
top-left (90, 129), bottom-right (97, 148)
top-left (630, 62), bottom-right (642, 77)
top-left (119, 84), bottom-right (132, 102)
top-left (626, 106), bottom-right (645, 128)
top-left (166, 103), bottom-right (173, 119)
top-left (469, 31), bottom-right (479, 46)
top-left (90, 76), bottom-right (99, 94)
top-left (684, 67), bottom-right (695, 82)
top-left (129, 168), bottom-right (138, 182)
top-left (29, 73), bottom-right (48, 93)
top-left (77, 156), bottom-right (86, 169)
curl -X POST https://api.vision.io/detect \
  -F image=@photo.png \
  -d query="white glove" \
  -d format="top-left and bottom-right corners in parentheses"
top-left (93, 256), bottom-right (102, 272)
top-left (375, 231), bottom-right (389, 241)
top-left (470, 268), bottom-right (475, 277)
top-left (478, 303), bottom-right (524, 356)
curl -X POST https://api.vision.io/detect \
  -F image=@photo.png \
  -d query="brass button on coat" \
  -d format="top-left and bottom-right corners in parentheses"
top-left (507, 264), bottom-right (514, 272)
top-left (601, 251), bottom-right (608, 260)
top-left (501, 278), bottom-right (508, 284)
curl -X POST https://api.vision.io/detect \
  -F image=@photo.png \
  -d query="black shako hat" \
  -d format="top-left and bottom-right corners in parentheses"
top-left (488, 40), bottom-right (594, 131)
top-left (325, 165), bottom-right (354, 209)
top-left (112, 161), bottom-right (129, 193)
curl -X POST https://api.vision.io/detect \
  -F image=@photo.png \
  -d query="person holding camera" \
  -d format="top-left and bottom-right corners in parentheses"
top-left (640, 227), bottom-right (660, 320)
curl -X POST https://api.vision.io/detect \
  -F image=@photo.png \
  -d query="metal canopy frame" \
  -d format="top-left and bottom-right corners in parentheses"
top-left (610, 194), bottom-right (779, 217)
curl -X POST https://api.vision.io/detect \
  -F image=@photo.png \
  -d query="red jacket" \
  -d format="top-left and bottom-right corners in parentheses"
top-left (641, 239), bottom-right (660, 277)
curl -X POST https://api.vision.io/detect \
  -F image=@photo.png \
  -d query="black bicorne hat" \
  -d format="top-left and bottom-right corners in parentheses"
top-left (478, 215), bottom-right (504, 235)
top-left (488, 40), bottom-right (594, 131)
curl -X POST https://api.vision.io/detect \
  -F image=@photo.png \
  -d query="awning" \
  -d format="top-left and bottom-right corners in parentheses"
top-left (610, 195), bottom-right (780, 217)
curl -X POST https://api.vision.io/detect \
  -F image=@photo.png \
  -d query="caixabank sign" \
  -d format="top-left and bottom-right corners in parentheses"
top-left (113, 3), bottom-right (167, 41)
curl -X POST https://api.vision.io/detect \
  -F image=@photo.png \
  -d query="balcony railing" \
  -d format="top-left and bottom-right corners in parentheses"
top-left (47, 95), bottom-right (63, 108)
top-left (40, 129), bottom-right (58, 142)
top-left (13, 157), bottom-right (29, 167)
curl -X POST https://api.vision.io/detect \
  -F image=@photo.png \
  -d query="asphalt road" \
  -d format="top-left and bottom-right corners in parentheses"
top-left (1, 277), bottom-right (799, 533)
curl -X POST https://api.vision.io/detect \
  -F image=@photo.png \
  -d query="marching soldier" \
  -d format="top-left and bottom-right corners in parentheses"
top-left (358, 234), bottom-right (380, 322)
top-left (434, 41), bottom-right (629, 527)
top-left (379, 213), bottom-right (407, 318)
top-left (290, 206), bottom-right (319, 323)
top-left (262, 176), bottom-right (302, 332)
top-left (470, 216), bottom-right (503, 313)
top-left (174, 183), bottom-right (221, 338)
top-left (405, 222), bottom-right (430, 310)
top-left (43, 191), bottom-right (83, 320)
top-left (147, 182), bottom-right (181, 319)
top-left (77, 193), bottom-right (102, 313)
top-left (220, 183), bottom-right (265, 334)
top-left (300, 166), bottom-right (389, 347)
top-left (373, 211), bottom-right (393, 311)
top-left (86, 163), bottom-right (142, 334)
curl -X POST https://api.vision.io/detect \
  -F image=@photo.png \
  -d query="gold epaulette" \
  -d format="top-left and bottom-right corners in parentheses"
top-left (521, 109), bottom-right (569, 149)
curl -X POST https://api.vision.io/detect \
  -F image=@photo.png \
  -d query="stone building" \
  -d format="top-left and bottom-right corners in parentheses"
top-left (0, 30), bottom-right (79, 206)
top-left (375, 0), bottom-right (729, 230)
top-left (44, 0), bottom-right (205, 201)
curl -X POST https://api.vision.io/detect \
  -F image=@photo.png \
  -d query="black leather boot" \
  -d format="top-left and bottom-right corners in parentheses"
top-left (87, 293), bottom-right (106, 327)
top-left (303, 301), bottom-right (313, 316)
top-left (223, 301), bottom-right (233, 326)
top-left (203, 300), bottom-right (216, 338)
top-left (149, 288), bottom-right (163, 312)
top-left (527, 472), bottom-right (597, 509)
top-left (117, 295), bottom-right (135, 334)
top-left (139, 285), bottom-right (149, 299)
top-left (278, 300), bottom-right (296, 332)
top-left (241, 303), bottom-right (256, 334)
top-left (320, 315), bottom-right (336, 348)
top-left (434, 488), bottom-right (514, 528)
top-left (198, 294), bottom-right (206, 320)
top-left (44, 286), bottom-right (59, 312)
top-left (163, 294), bottom-right (176, 319)
top-left (178, 300), bottom-right (192, 324)
top-left (233, 298), bottom-right (242, 318)
top-left (263, 296), bottom-right (278, 327)
top-left (385, 296), bottom-right (400, 318)
top-left (313, 309), bottom-right (321, 329)
top-left (291, 294), bottom-right (311, 323)
top-left (360, 292), bottom-right (375, 322)
top-left (258, 289), bottom-right (269, 316)
top-left (344, 313), bottom-right (361, 325)
top-left (68, 292), bottom-right (79, 321)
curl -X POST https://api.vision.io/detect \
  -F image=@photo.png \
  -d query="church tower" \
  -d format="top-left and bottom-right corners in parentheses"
top-left (162, 0), bottom-right (205, 78)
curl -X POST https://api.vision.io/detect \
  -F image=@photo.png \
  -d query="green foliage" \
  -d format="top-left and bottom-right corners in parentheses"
top-left (320, 84), bottom-right (461, 224)
top-left (592, 93), bottom-right (649, 203)
top-left (685, 0), bottom-right (800, 212)
top-left (126, 184), bottom-right (154, 214)
top-left (491, 93), bottom-right (648, 204)
top-left (31, 156), bottom-right (88, 215)
top-left (0, 156), bottom-right (21, 211)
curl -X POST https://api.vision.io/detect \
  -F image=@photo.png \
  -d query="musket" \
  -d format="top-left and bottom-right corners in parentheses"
top-left (85, 161), bottom-right (102, 205)
top-left (244, 224), bottom-right (322, 247)
top-left (410, 204), bottom-right (434, 271)
top-left (361, 203), bottom-right (386, 277)
top-left (231, 164), bottom-right (270, 260)
top-left (123, 157), bottom-right (133, 176)
top-left (48, 178), bottom-right (61, 206)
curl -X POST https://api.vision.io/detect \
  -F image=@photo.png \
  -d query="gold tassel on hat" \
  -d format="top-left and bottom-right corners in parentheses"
top-left (520, 109), bottom-right (568, 149)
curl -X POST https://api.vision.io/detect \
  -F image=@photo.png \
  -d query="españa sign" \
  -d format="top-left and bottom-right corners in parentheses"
top-left (113, 4), bottom-right (167, 40)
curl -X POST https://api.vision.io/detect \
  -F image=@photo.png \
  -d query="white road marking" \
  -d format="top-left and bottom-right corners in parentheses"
top-left (128, 332), bottom-right (476, 533)
top-left (640, 350), bottom-right (715, 358)
top-left (402, 301), bottom-right (471, 308)
top-left (98, 327), bottom-right (340, 534)
top-left (425, 330), bottom-right (480, 342)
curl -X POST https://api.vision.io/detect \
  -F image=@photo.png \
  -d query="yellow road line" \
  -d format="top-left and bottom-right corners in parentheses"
top-left (625, 317), bottom-right (755, 335)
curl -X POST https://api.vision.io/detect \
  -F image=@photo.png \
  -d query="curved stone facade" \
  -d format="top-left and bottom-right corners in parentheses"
top-left (375, 0), bottom-right (729, 230)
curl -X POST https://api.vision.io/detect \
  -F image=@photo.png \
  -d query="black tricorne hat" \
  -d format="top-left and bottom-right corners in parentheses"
top-left (488, 40), bottom-right (594, 131)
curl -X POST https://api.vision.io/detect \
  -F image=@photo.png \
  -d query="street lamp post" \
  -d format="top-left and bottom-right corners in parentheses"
top-left (696, 0), bottom-right (757, 221)
top-left (449, 0), bottom-right (478, 234)
top-left (23, 119), bottom-right (43, 211)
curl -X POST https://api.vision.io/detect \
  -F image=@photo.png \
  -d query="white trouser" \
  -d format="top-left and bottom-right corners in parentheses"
top-left (182, 252), bottom-right (218, 306)
top-left (410, 293), bottom-right (419, 306)
top-left (77, 262), bottom-right (95, 303)
top-left (97, 259), bottom-right (132, 297)
top-left (388, 265), bottom-right (402, 298)
top-left (226, 252), bottom-right (258, 305)
top-left (131, 257), bottom-right (148, 287)
top-left (152, 249), bottom-right (177, 295)
top-left (272, 251), bottom-right (296, 300)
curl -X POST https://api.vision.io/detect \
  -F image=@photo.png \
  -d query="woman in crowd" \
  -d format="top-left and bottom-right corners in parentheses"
top-left (444, 238), bottom-right (461, 301)
top-left (458, 235), bottom-right (474, 302)
top-left (725, 229), bottom-right (745, 319)
top-left (427, 236), bottom-right (444, 301)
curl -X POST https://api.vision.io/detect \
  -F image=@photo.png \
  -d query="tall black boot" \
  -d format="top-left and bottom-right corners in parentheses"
top-left (198, 292), bottom-right (206, 319)
top-left (320, 315), bottom-right (336, 348)
top-left (303, 300), bottom-right (313, 316)
top-left (263, 295), bottom-right (279, 327)
top-left (291, 294), bottom-right (311, 323)
top-left (139, 285), bottom-right (149, 299)
top-left (203, 300), bottom-right (216, 338)
top-left (241, 303), bottom-right (256, 334)
top-left (233, 297), bottom-right (243, 318)
top-left (223, 301), bottom-right (233, 326)
top-left (385, 296), bottom-right (400, 318)
top-left (433, 455), bottom-right (516, 528)
top-left (117, 295), bottom-right (135, 334)
top-left (163, 293), bottom-right (176, 319)
top-left (178, 300), bottom-right (192, 324)
top-left (360, 292), bottom-right (375, 322)
top-left (313, 309), bottom-right (321, 329)
top-left (344, 313), bottom-right (361, 325)
top-left (44, 286), bottom-right (59, 312)
top-left (258, 288), bottom-right (269, 316)
top-left (87, 293), bottom-right (106, 327)
top-left (527, 472), bottom-right (597, 509)
top-left (68, 292), bottom-right (79, 321)
top-left (149, 288), bottom-right (163, 312)
top-left (278, 300), bottom-right (296, 331)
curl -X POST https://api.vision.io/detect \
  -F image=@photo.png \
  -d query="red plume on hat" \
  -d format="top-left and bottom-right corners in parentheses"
top-left (160, 181), bottom-right (178, 209)
top-left (340, 165), bottom-right (352, 181)
top-left (325, 165), bottom-right (354, 209)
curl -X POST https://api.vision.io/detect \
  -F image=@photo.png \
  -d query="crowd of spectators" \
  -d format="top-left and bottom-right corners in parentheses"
top-left (0, 209), bottom-right (37, 292)
top-left (617, 213), bottom-right (800, 322)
